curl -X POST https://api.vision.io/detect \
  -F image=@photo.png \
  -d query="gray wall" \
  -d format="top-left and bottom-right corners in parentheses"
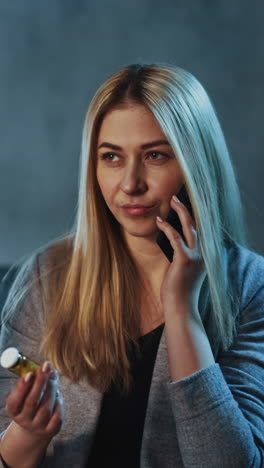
top-left (0, 0), bottom-right (263, 264)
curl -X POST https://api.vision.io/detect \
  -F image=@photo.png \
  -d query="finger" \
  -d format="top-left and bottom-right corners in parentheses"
top-left (170, 195), bottom-right (196, 249)
top-left (45, 392), bottom-right (64, 436)
top-left (37, 370), bottom-right (59, 413)
top-left (156, 216), bottom-right (186, 260)
top-left (5, 372), bottom-right (36, 417)
top-left (18, 361), bottom-right (52, 421)
top-left (171, 195), bottom-right (196, 227)
top-left (32, 370), bottom-right (60, 428)
top-left (39, 370), bottom-right (59, 412)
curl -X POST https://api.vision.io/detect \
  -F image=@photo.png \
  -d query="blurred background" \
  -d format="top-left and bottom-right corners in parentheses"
top-left (0, 0), bottom-right (263, 278)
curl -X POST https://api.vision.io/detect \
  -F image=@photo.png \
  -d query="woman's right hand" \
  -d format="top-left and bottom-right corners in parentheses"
top-left (5, 361), bottom-right (64, 442)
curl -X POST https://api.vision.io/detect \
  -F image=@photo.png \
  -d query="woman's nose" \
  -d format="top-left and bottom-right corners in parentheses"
top-left (120, 162), bottom-right (147, 195)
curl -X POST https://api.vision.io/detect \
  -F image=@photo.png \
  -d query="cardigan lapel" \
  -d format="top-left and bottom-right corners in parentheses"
top-left (140, 328), bottom-right (183, 467)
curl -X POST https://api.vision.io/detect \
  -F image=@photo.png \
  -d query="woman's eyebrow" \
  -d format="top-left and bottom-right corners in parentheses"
top-left (97, 140), bottom-right (171, 151)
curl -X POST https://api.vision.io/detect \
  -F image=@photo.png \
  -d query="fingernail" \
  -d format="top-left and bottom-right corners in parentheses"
top-left (24, 372), bottom-right (34, 383)
top-left (172, 195), bottom-right (180, 203)
top-left (156, 216), bottom-right (163, 223)
top-left (42, 361), bottom-right (51, 373)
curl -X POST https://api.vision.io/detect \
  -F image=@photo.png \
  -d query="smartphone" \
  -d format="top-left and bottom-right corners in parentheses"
top-left (156, 185), bottom-right (193, 262)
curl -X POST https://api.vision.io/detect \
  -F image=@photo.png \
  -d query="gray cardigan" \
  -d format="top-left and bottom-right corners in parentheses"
top-left (1, 242), bottom-right (264, 467)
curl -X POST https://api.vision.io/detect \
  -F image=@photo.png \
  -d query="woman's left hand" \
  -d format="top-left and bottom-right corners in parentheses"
top-left (156, 195), bottom-right (206, 314)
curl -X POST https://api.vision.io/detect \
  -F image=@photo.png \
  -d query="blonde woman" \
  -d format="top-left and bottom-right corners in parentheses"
top-left (0, 64), bottom-right (264, 468)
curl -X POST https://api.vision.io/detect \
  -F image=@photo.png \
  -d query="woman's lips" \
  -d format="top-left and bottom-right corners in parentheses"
top-left (121, 204), bottom-right (155, 216)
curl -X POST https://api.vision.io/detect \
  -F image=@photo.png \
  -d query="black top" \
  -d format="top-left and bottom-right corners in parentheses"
top-left (87, 322), bottom-right (165, 468)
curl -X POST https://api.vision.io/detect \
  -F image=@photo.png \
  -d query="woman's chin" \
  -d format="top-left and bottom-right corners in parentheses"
top-left (122, 225), bottom-right (159, 241)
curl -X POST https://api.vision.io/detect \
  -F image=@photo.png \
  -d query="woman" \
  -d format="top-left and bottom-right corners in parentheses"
top-left (0, 63), bottom-right (264, 467)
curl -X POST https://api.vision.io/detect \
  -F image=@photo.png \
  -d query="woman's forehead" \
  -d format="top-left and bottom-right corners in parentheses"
top-left (97, 105), bottom-right (167, 147)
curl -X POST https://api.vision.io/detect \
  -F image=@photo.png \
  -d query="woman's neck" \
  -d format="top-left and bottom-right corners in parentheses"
top-left (124, 233), bottom-right (169, 279)
top-left (124, 234), bottom-right (169, 334)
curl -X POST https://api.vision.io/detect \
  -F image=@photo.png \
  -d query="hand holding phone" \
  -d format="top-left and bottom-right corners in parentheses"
top-left (156, 185), bottom-right (193, 262)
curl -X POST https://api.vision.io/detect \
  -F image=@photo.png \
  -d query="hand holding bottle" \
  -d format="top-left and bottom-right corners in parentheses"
top-left (0, 351), bottom-right (64, 468)
top-left (4, 360), bottom-right (63, 439)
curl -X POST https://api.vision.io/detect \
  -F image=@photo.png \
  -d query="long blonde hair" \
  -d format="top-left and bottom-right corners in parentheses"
top-left (16, 64), bottom-right (250, 392)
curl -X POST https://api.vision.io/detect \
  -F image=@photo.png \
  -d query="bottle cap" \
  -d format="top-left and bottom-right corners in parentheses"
top-left (0, 347), bottom-right (20, 369)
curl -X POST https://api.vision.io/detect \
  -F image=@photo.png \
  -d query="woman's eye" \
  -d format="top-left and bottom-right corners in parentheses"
top-left (101, 153), bottom-right (119, 162)
top-left (147, 151), bottom-right (167, 160)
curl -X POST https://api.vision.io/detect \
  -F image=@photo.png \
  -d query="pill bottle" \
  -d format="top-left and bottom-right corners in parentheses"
top-left (0, 347), bottom-right (39, 377)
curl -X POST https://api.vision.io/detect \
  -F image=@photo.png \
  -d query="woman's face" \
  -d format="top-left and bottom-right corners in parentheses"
top-left (96, 104), bottom-right (184, 242)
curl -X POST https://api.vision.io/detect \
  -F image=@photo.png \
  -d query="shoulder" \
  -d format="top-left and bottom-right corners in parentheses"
top-left (1, 236), bottom-right (74, 323)
top-left (5, 235), bottom-right (73, 286)
top-left (36, 235), bottom-right (74, 299)
top-left (36, 235), bottom-right (74, 277)
top-left (225, 242), bottom-right (264, 317)
top-left (225, 241), bottom-right (264, 275)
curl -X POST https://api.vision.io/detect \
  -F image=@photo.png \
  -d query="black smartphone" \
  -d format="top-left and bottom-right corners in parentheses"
top-left (156, 185), bottom-right (193, 262)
